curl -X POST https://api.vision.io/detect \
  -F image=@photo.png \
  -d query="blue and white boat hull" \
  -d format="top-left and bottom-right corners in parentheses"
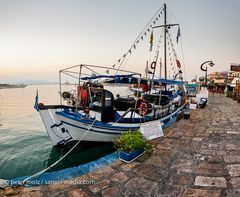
top-left (39, 109), bottom-right (139, 146)
top-left (39, 102), bottom-right (188, 146)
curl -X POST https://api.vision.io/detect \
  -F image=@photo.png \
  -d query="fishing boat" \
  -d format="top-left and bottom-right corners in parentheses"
top-left (35, 4), bottom-right (189, 146)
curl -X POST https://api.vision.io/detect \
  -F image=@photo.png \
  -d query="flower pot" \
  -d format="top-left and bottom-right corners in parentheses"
top-left (118, 148), bottom-right (145, 163)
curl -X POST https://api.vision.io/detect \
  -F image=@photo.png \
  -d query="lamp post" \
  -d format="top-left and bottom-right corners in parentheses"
top-left (200, 61), bottom-right (214, 87)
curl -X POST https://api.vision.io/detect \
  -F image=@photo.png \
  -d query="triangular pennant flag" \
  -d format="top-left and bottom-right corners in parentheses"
top-left (176, 26), bottom-right (181, 43)
top-left (150, 30), bottom-right (153, 51)
top-left (176, 59), bottom-right (181, 68)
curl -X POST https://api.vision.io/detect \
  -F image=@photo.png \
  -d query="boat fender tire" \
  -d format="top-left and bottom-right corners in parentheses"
top-left (139, 101), bottom-right (148, 116)
top-left (62, 91), bottom-right (71, 99)
top-left (67, 99), bottom-right (75, 106)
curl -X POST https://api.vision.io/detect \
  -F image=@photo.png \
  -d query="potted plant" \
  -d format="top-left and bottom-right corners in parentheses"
top-left (113, 130), bottom-right (152, 163)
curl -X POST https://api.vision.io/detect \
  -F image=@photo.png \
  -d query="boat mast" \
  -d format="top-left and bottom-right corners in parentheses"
top-left (164, 3), bottom-right (167, 79)
top-left (153, 4), bottom-right (179, 80)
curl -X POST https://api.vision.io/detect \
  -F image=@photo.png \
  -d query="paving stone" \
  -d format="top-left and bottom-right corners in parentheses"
top-left (197, 149), bottom-right (213, 155)
top-left (183, 131), bottom-right (195, 137)
top-left (175, 137), bottom-right (191, 149)
top-left (182, 188), bottom-right (221, 197)
top-left (88, 166), bottom-right (114, 180)
top-left (71, 175), bottom-right (95, 185)
top-left (144, 156), bottom-right (167, 168)
top-left (206, 155), bottom-right (223, 164)
top-left (88, 179), bottom-right (110, 193)
top-left (120, 162), bottom-right (140, 171)
top-left (20, 190), bottom-right (43, 197)
top-left (3, 187), bottom-right (21, 196)
top-left (102, 187), bottom-right (121, 197)
top-left (154, 148), bottom-right (174, 162)
top-left (231, 177), bottom-right (240, 189)
top-left (156, 138), bottom-right (174, 150)
top-left (171, 162), bottom-right (194, 174)
top-left (157, 184), bottom-right (182, 197)
top-left (227, 131), bottom-right (239, 134)
top-left (226, 143), bottom-right (240, 151)
top-left (224, 189), bottom-right (240, 197)
top-left (66, 189), bottom-right (89, 197)
top-left (208, 143), bottom-right (223, 149)
top-left (211, 150), bottom-right (227, 156)
top-left (124, 177), bottom-right (158, 197)
top-left (192, 137), bottom-right (203, 142)
top-left (47, 183), bottom-right (71, 191)
top-left (171, 174), bottom-right (192, 186)
top-left (194, 176), bottom-right (227, 188)
top-left (136, 165), bottom-right (164, 183)
top-left (224, 155), bottom-right (240, 163)
top-left (227, 164), bottom-right (240, 177)
top-left (111, 172), bottom-right (128, 183)
top-left (196, 163), bottom-right (226, 176)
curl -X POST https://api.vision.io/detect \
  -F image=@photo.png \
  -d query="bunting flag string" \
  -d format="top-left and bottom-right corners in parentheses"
top-left (112, 6), bottom-right (165, 69)
top-left (167, 31), bottom-right (182, 73)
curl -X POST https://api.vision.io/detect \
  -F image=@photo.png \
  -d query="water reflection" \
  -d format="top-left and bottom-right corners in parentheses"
top-left (44, 143), bottom-right (115, 172)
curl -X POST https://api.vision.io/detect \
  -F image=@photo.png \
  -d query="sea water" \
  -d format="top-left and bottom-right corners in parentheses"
top-left (0, 84), bottom-right (129, 180)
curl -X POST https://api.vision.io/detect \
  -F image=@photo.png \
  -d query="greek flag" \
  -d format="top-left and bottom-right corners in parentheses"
top-left (34, 90), bottom-right (39, 111)
top-left (176, 26), bottom-right (181, 43)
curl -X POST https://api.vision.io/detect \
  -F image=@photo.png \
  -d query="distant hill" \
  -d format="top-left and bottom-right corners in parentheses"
top-left (21, 80), bottom-right (58, 85)
top-left (0, 80), bottom-right (58, 85)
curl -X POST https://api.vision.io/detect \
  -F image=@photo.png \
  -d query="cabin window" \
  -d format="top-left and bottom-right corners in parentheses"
top-left (105, 92), bottom-right (112, 107)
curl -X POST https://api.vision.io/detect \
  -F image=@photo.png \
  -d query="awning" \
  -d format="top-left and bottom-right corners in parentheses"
top-left (153, 79), bottom-right (184, 85)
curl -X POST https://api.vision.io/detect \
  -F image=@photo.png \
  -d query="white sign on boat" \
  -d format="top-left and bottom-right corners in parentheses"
top-left (189, 103), bottom-right (197, 110)
top-left (140, 120), bottom-right (163, 140)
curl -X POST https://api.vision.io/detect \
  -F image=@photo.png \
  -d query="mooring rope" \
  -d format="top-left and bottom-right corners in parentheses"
top-left (22, 118), bottom-right (97, 185)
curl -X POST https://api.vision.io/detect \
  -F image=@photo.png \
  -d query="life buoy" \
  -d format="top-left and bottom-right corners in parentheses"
top-left (150, 61), bottom-right (156, 69)
top-left (139, 101), bottom-right (148, 116)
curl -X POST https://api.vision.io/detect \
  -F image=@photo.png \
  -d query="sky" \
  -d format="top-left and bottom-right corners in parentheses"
top-left (0, 0), bottom-right (239, 83)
